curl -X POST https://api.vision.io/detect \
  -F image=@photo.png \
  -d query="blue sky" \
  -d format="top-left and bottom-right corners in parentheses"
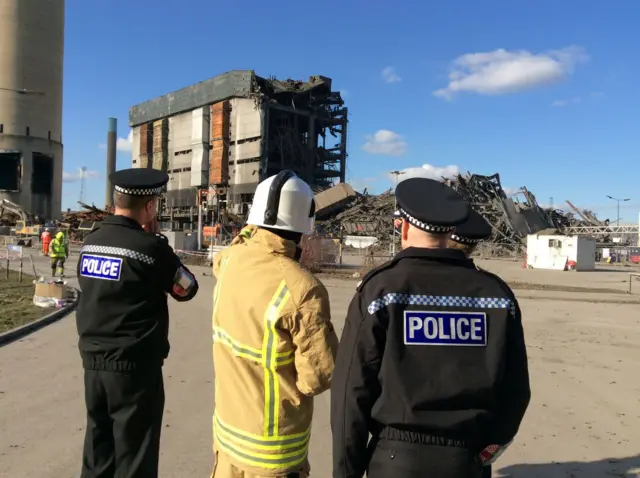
top-left (62, 0), bottom-right (640, 223)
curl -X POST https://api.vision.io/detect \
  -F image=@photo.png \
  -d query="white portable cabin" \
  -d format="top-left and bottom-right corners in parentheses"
top-left (526, 234), bottom-right (596, 271)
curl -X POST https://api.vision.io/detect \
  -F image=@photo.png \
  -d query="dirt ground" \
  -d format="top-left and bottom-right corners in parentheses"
top-left (0, 268), bottom-right (47, 333)
top-left (0, 258), bottom-right (639, 477)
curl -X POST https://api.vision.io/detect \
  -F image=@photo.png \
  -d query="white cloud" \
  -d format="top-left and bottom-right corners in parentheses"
top-left (551, 97), bottom-right (581, 107)
top-left (434, 46), bottom-right (588, 99)
top-left (99, 130), bottom-right (133, 152)
top-left (362, 130), bottom-right (407, 156)
top-left (63, 168), bottom-right (100, 183)
top-left (392, 164), bottom-right (460, 183)
top-left (117, 130), bottom-right (133, 152)
top-left (381, 67), bottom-right (402, 83)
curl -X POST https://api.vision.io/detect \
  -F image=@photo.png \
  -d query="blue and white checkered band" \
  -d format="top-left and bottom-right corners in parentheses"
top-left (399, 208), bottom-right (455, 233)
top-left (114, 185), bottom-right (163, 196)
top-left (451, 234), bottom-right (481, 245)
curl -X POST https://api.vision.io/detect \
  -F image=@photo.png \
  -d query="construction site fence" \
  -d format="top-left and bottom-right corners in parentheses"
top-left (472, 242), bottom-right (525, 260)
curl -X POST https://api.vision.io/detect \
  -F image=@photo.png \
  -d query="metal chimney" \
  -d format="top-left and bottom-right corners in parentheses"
top-left (106, 117), bottom-right (117, 207)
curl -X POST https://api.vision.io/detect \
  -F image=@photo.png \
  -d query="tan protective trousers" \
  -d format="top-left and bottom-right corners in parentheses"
top-left (211, 451), bottom-right (310, 478)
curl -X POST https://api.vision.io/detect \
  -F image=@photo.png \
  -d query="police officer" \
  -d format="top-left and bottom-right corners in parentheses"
top-left (76, 168), bottom-right (199, 478)
top-left (331, 177), bottom-right (531, 478)
top-left (447, 207), bottom-right (493, 258)
top-left (448, 207), bottom-right (502, 478)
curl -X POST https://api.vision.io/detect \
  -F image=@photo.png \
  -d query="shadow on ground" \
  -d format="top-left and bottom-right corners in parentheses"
top-left (496, 454), bottom-right (640, 477)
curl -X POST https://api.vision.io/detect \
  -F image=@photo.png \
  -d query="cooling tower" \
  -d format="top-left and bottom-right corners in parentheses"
top-left (0, 0), bottom-right (65, 219)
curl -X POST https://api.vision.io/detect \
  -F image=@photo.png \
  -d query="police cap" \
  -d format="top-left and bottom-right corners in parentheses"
top-left (395, 177), bottom-right (469, 233)
top-left (109, 168), bottom-right (169, 196)
top-left (450, 208), bottom-right (492, 245)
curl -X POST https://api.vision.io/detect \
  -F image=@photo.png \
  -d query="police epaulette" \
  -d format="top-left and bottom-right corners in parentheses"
top-left (356, 259), bottom-right (396, 292)
top-left (154, 233), bottom-right (169, 242)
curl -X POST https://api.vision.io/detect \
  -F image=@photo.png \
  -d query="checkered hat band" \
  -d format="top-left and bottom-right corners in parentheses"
top-left (399, 208), bottom-right (455, 233)
top-left (114, 185), bottom-right (163, 196)
top-left (451, 234), bottom-right (481, 245)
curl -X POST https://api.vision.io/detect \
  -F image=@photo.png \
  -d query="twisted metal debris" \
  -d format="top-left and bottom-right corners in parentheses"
top-left (319, 171), bottom-right (604, 252)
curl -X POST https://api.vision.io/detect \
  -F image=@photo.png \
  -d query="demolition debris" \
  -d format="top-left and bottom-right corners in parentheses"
top-left (318, 172), bottom-right (611, 251)
top-left (60, 202), bottom-right (112, 230)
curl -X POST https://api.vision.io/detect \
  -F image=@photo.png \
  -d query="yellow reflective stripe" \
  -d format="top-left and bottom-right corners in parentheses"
top-left (213, 326), bottom-right (263, 362)
top-left (214, 414), bottom-right (309, 450)
top-left (275, 356), bottom-right (294, 366)
top-left (262, 280), bottom-right (291, 437)
top-left (215, 428), bottom-right (308, 470)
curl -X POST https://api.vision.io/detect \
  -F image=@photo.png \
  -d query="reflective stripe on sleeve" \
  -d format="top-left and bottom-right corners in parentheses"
top-left (262, 280), bottom-right (291, 437)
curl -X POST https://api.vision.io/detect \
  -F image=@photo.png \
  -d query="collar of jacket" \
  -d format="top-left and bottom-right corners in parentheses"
top-left (394, 246), bottom-right (476, 268)
top-left (102, 215), bottom-right (144, 231)
top-left (251, 228), bottom-right (298, 259)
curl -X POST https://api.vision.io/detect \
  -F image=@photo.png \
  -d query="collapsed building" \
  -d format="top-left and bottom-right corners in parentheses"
top-left (318, 172), bottom-right (618, 251)
top-left (128, 70), bottom-right (348, 228)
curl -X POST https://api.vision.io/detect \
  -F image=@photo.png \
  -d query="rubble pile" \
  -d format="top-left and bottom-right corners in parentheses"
top-left (320, 190), bottom-right (395, 237)
top-left (0, 212), bottom-right (20, 226)
top-left (319, 171), bottom-right (606, 252)
top-left (59, 202), bottom-right (112, 229)
top-left (58, 202), bottom-right (113, 241)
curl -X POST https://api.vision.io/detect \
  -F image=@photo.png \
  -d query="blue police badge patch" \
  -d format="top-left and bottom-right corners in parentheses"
top-left (404, 310), bottom-right (487, 346)
top-left (80, 254), bottom-right (123, 281)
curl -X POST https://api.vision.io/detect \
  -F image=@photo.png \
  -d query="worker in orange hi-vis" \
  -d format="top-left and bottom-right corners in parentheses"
top-left (41, 228), bottom-right (52, 256)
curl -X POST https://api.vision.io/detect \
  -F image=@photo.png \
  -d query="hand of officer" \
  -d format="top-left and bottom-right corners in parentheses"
top-left (143, 218), bottom-right (160, 234)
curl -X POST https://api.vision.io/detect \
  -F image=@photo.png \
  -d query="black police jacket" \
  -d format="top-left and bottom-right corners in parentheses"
top-left (75, 215), bottom-right (198, 372)
top-left (331, 247), bottom-right (531, 478)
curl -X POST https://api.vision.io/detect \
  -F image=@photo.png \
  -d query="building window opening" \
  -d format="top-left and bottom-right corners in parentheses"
top-left (0, 152), bottom-right (21, 191)
top-left (32, 152), bottom-right (53, 195)
top-left (0, 124), bottom-right (4, 133)
top-left (48, 130), bottom-right (51, 140)
top-left (26, 126), bottom-right (30, 136)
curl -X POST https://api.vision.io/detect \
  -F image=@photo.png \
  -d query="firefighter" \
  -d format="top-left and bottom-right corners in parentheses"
top-left (331, 177), bottom-right (531, 478)
top-left (211, 170), bottom-right (339, 478)
top-left (447, 207), bottom-right (493, 259)
top-left (41, 228), bottom-right (52, 256)
top-left (75, 168), bottom-right (199, 478)
top-left (49, 231), bottom-right (69, 277)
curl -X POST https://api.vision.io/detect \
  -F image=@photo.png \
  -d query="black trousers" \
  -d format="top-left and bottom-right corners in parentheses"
top-left (81, 368), bottom-right (165, 478)
top-left (366, 438), bottom-right (485, 478)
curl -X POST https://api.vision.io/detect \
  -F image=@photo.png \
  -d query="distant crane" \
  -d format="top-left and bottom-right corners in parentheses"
top-left (79, 167), bottom-right (87, 203)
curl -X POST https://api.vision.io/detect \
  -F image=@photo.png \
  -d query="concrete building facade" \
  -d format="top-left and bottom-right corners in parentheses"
top-left (0, 0), bottom-right (65, 219)
top-left (129, 70), bottom-right (348, 228)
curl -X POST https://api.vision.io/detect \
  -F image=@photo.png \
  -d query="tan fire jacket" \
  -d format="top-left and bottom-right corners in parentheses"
top-left (212, 227), bottom-right (339, 476)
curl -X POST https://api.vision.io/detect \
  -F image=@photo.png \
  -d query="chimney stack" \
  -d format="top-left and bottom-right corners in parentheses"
top-left (106, 117), bottom-right (117, 207)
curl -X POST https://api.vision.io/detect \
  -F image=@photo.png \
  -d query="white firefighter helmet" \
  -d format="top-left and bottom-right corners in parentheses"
top-left (247, 171), bottom-right (315, 234)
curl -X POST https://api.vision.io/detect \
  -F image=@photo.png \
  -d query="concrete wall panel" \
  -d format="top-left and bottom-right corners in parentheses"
top-left (230, 98), bottom-right (261, 142)
top-left (230, 161), bottom-right (260, 187)
top-left (169, 113), bottom-right (192, 153)
top-left (229, 140), bottom-right (261, 163)
top-left (191, 107), bottom-right (210, 144)
top-left (190, 143), bottom-right (208, 187)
